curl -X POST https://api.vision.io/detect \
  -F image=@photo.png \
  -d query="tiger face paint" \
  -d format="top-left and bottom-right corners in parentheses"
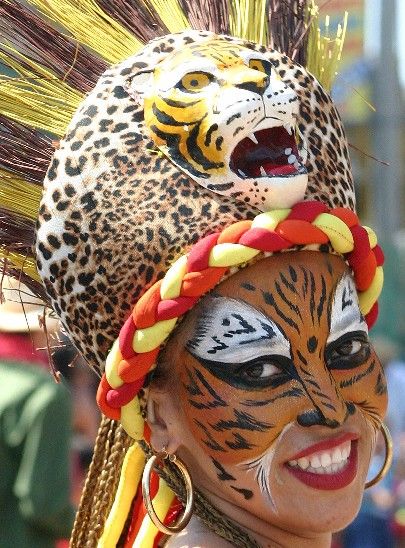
top-left (166, 251), bottom-right (387, 534)
top-left (128, 37), bottom-right (308, 210)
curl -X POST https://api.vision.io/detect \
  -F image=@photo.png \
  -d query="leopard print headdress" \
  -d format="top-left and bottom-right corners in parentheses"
top-left (0, 2), bottom-right (383, 546)
top-left (36, 29), bottom-right (359, 375)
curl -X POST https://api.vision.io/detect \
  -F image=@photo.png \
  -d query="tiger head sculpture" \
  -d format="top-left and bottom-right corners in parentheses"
top-left (128, 38), bottom-right (308, 208)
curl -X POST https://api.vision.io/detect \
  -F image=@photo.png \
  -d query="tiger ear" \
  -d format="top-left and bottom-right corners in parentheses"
top-left (126, 70), bottom-right (154, 104)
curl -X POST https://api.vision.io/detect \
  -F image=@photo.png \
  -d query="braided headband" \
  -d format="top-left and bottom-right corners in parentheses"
top-left (97, 200), bottom-right (384, 439)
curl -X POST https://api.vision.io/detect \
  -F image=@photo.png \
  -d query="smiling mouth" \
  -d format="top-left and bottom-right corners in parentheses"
top-left (285, 436), bottom-right (358, 490)
top-left (230, 124), bottom-right (307, 179)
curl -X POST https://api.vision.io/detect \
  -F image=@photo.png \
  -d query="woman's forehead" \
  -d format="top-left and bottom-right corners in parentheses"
top-left (217, 251), bottom-right (348, 297)
top-left (177, 251), bottom-right (355, 347)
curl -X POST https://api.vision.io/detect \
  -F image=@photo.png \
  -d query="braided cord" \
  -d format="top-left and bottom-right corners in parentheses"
top-left (96, 201), bottom-right (384, 439)
top-left (139, 441), bottom-right (261, 548)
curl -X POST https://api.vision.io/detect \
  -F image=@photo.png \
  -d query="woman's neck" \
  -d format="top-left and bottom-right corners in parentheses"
top-left (197, 486), bottom-right (332, 548)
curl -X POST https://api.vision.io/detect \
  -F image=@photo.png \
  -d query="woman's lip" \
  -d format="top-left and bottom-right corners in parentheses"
top-left (287, 432), bottom-right (358, 461)
top-left (285, 440), bottom-right (358, 491)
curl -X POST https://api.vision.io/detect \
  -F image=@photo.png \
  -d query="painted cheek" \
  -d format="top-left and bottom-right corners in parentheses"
top-left (336, 353), bottom-right (388, 422)
top-left (179, 365), bottom-right (300, 465)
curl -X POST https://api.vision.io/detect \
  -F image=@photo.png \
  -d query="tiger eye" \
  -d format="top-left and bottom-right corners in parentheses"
top-left (248, 58), bottom-right (271, 76)
top-left (180, 72), bottom-right (212, 92)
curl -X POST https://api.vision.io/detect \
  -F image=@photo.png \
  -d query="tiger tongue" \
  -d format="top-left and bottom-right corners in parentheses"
top-left (259, 162), bottom-right (297, 177)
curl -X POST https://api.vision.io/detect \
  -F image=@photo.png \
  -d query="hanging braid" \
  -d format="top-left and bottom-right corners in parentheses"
top-left (71, 417), bottom-right (132, 547)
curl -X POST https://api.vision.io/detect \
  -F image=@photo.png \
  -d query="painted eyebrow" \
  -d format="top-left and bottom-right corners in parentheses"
top-left (186, 295), bottom-right (291, 363)
top-left (327, 274), bottom-right (368, 343)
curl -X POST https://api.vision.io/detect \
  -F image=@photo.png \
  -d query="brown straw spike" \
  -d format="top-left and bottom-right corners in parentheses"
top-left (0, 116), bottom-right (53, 185)
top-left (178, 0), bottom-right (230, 34)
top-left (97, 0), bottom-right (170, 43)
top-left (269, 0), bottom-right (309, 64)
top-left (0, 1), bottom-right (108, 93)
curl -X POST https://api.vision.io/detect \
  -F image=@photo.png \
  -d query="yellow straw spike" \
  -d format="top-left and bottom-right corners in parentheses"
top-left (0, 170), bottom-right (42, 220)
top-left (0, 45), bottom-right (82, 136)
top-left (229, 0), bottom-right (268, 45)
top-left (98, 443), bottom-right (145, 548)
top-left (145, 0), bottom-right (189, 33)
top-left (306, 2), bottom-right (348, 90)
top-left (0, 249), bottom-right (41, 282)
top-left (26, 0), bottom-right (143, 64)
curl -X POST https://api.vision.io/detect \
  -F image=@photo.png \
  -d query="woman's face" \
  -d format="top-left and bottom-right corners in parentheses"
top-left (160, 251), bottom-right (387, 535)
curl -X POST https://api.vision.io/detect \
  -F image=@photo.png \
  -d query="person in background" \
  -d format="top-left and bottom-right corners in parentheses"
top-left (0, 276), bottom-right (76, 548)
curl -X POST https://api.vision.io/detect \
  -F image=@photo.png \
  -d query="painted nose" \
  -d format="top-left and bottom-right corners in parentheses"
top-left (297, 402), bottom-right (356, 429)
top-left (235, 77), bottom-right (269, 96)
top-left (297, 362), bottom-right (351, 428)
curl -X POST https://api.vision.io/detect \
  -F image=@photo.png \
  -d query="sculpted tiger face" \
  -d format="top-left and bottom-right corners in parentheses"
top-left (150, 252), bottom-right (387, 535)
top-left (129, 38), bottom-right (308, 210)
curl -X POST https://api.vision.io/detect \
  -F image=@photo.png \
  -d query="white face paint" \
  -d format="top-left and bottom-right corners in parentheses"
top-left (240, 422), bottom-right (296, 512)
top-left (187, 295), bottom-right (291, 364)
top-left (327, 273), bottom-right (368, 344)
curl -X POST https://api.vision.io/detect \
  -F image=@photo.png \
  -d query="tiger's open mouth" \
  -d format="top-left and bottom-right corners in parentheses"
top-left (230, 125), bottom-right (307, 179)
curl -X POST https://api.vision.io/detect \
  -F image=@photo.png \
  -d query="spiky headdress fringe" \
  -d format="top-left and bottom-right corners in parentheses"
top-left (0, 0), bottom-right (347, 545)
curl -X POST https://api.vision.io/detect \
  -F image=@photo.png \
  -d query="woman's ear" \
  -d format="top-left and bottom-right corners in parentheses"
top-left (146, 387), bottom-right (182, 455)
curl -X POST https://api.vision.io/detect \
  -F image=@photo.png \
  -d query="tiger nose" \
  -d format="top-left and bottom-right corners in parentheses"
top-left (235, 76), bottom-right (269, 96)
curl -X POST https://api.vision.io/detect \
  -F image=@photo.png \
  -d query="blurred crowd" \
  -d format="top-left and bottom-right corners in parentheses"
top-left (0, 277), bottom-right (99, 547)
top-left (1, 275), bottom-right (405, 547)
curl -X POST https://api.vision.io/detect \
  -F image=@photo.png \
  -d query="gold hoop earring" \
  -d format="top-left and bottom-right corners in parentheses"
top-left (365, 422), bottom-right (393, 489)
top-left (142, 450), bottom-right (194, 535)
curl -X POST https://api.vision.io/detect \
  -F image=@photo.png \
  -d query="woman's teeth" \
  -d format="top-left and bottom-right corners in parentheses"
top-left (288, 441), bottom-right (351, 475)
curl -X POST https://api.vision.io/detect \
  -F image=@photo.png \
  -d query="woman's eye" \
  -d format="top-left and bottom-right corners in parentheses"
top-left (177, 72), bottom-right (213, 92)
top-left (333, 340), bottom-right (362, 357)
top-left (242, 362), bottom-right (280, 380)
top-left (326, 335), bottom-right (370, 370)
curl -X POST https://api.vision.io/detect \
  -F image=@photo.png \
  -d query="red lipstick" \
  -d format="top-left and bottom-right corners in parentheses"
top-left (285, 436), bottom-right (358, 491)
top-left (288, 432), bottom-right (358, 461)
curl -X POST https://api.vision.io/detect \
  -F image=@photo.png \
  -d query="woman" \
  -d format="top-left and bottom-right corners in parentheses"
top-left (0, 1), bottom-right (391, 546)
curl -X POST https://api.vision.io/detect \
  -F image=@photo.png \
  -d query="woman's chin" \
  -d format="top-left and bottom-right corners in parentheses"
top-left (266, 478), bottom-right (365, 536)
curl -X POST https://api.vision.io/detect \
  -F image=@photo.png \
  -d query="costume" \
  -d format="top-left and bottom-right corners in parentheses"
top-left (0, 1), bottom-right (389, 547)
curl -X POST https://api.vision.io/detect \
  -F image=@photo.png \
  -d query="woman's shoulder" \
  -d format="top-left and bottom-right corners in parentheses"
top-left (165, 516), bottom-right (235, 547)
